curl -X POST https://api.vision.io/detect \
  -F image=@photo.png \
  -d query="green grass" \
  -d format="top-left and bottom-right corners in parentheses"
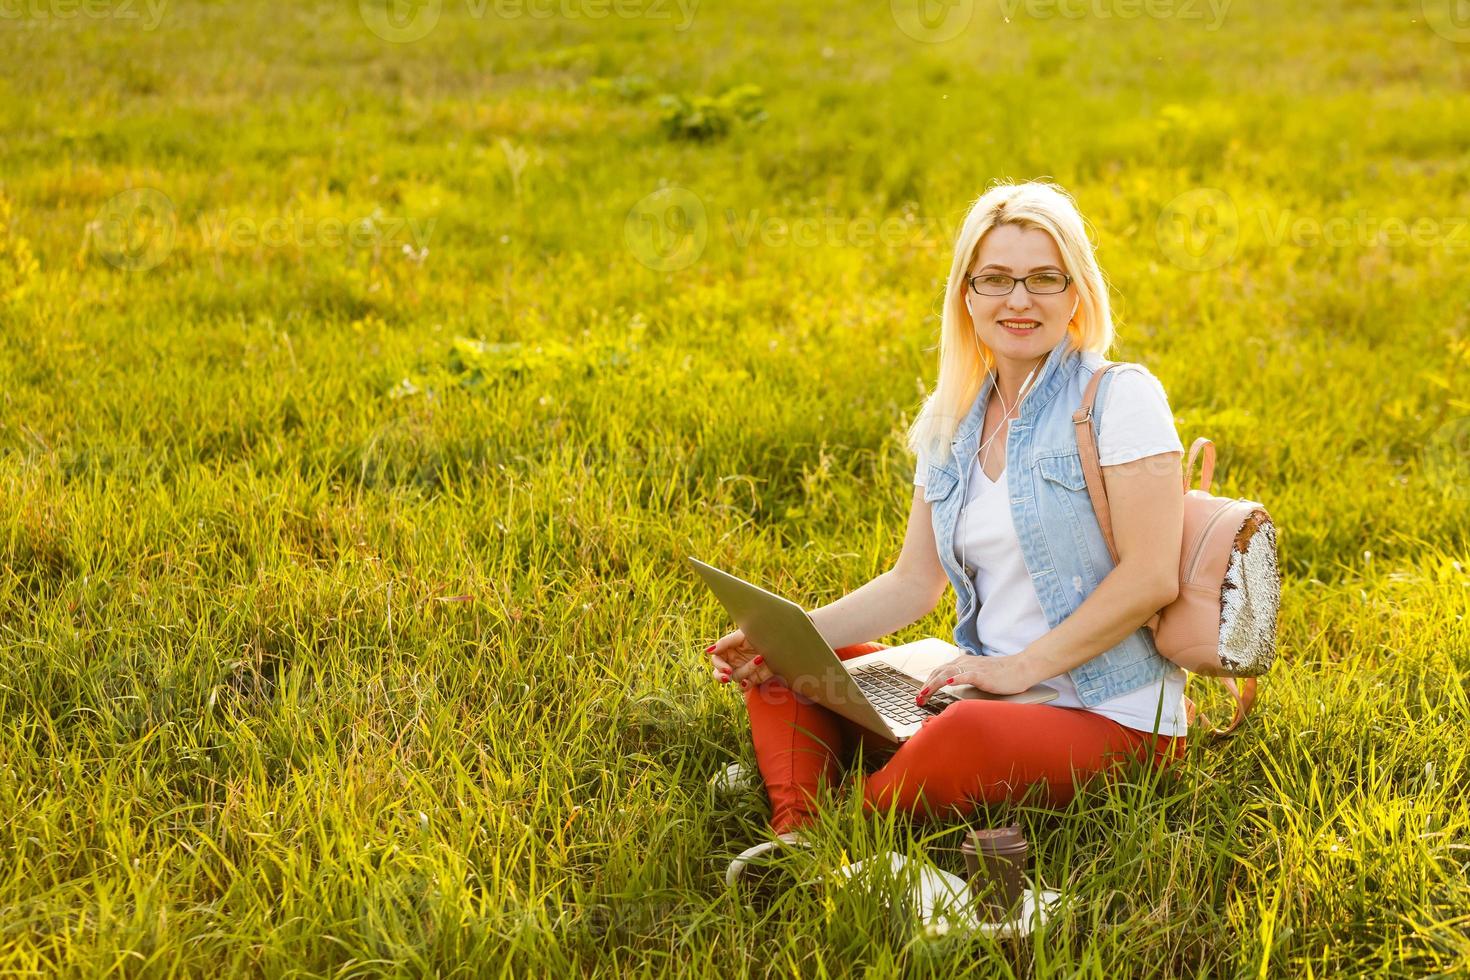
top-left (2, 0), bottom-right (1469, 974)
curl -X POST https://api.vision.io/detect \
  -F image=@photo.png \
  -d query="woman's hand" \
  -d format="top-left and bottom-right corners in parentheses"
top-left (915, 653), bottom-right (1037, 705)
top-left (706, 628), bottom-right (774, 689)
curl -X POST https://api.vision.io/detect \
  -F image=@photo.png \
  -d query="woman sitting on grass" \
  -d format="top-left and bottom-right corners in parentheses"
top-left (707, 179), bottom-right (1189, 880)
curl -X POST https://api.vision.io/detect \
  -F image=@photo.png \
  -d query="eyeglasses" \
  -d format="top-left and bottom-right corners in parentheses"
top-left (966, 271), bottom-right (1073, 296)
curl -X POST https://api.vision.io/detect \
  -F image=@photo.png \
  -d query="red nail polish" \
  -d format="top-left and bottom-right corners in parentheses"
top-left (705, 644), bottom-right (715, 653)
top-left (945, 677), bottom-right (954, 684)
top-left (753, 656), bottom-right (763, 665)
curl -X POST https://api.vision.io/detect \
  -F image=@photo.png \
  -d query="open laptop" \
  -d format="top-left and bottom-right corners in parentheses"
top-left (690, 557), bottom-right (1058, 744)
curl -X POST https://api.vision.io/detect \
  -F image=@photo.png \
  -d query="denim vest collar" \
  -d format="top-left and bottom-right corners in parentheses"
top-left (952, 332), bottom-right (1079, 448)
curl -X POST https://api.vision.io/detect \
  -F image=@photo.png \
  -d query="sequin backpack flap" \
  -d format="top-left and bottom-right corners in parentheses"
top-left (1072, 362), bottom-right (1282, 737)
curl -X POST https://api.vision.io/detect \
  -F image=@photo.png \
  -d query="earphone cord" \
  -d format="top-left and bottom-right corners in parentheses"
top-left (956, 293), bottom-right (1078, 600)
top-left (961, 360), bottom-right (1040, 589)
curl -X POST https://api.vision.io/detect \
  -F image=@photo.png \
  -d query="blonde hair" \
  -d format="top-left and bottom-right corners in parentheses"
top-left (907, 179), bottom-right (1116, 465)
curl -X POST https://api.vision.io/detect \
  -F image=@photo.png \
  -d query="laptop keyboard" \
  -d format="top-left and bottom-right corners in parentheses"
top-left (850, 663), bottom-right (959, 725)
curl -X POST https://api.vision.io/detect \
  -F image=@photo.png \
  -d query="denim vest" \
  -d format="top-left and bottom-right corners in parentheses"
top-left (920, 339), bottom-right (1171, 707)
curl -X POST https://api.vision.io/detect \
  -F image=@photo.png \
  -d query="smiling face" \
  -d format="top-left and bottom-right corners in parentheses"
top-left (964, 222), bottom-right (1078, 385)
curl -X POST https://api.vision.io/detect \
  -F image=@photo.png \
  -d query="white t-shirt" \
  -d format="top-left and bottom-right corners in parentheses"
top-left (915, 367), bottom-right (1188, 737)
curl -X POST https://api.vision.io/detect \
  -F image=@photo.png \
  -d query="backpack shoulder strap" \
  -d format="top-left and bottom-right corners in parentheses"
top-left (1074, 361), bottom-right (1165, 635)
top-left (1073, 360), bottom-right (1121, 565)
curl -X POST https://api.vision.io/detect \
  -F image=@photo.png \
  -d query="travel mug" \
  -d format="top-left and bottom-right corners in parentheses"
top-left (959, 825), bottom-right (1029, 922)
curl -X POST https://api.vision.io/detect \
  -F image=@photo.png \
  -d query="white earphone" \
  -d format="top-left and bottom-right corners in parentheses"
top-left (960, 360), bottom-right (1039, 583)
top-left (955, 286), bottom-right (1078, 580)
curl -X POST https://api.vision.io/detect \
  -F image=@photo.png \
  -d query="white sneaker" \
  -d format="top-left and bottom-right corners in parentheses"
top-left (710, 761), bottom-right (759, 796)
top-left (724, 830), bottom-right (812, 891)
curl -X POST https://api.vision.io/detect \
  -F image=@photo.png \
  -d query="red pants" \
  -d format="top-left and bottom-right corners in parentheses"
top-left (744, 642), bottom-right (1187, 835)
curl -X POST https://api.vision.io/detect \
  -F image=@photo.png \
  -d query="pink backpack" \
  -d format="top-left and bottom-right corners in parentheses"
top-left (1073, 362), bottom-right (1281, 737)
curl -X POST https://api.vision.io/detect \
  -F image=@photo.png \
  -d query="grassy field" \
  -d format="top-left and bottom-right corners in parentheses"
top-left (2, 0), bottom-right (1470, 974)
